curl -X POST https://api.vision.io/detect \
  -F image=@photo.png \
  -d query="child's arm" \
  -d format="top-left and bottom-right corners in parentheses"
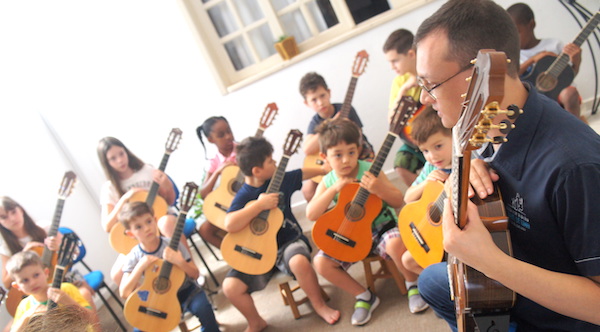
top-left (200, 161), bottom-right (236, 198)
top-left (224, 193), bottom-right (279, 233)
top-left (301, 167), bottom-right (328, 181)
top-left (163, 247), bottom-right (200, 280)
top-left (302, 134), bottom-right (320, 155)
top-left (360, 171), bottom-right (405, 209)
top-left (405, 169), bottom-right (449, 203)
top-left (306, 177), bottom-right (354, 221)
top-left (47, 288), bottom-right (81, 307)
top-left (101, 188), bottom-right (142, 232)
top-left (119, 255), bottom-right (159, 298)
top-left (154, 170), bottom-right (176, 206)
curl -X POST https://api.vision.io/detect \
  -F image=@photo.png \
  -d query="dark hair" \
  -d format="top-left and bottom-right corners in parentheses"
top-left (506, 3), bottom-right (534, 26)
top-left (415, 0), bottom-right (520, 77)
top-left (97, 137), bottom-right (145, 197)
top-left (315, 118), bottom-right (362, 154)
top-left (235, 136), bottom-right (274, 177)
top-left (118, 201), bottom-right (154, 229)
top-left (383, 29), bottom-right (414, 54)
top-left (410, 106), bottom-right (452, 145)
top-left (6, 250), bottom-right (44, 278)
top-left (0, 196), bottom-right (47, 255)
top-left (196, 116), bottom-right (229, 159)
top-left (299, 72), bottom-right (328, 99)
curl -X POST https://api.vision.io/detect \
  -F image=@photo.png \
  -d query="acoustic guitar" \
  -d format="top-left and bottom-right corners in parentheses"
top-left (109, 128), bottom-right (182, 255)
top-left (304, 50), bottom-right (370, 183)
top-left (5, 171), bottom-right (76, 317)
top-left (204, 103), bottom-right (278, 231)
top-left (220, 129), bottom-right (302, 275)
top-left (48, 233), bottom-right (78, 310)
top-left (311, 97), bottom-right (417, 263)
top-left (521, 12), bottom-right (599, 100)
top-left (123, 181), bottom-right (198, 332)
top-left (447, 50), bottom-right (519, 332)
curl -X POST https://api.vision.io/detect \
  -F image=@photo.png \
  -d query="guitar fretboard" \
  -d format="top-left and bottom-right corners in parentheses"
top-left (41, 198), bottom-right (65, 267)
top-left (146, 152), bottom-right (171, 206)
top-left (338, 76), bottom-right (359, 119)
top-left (353, 132), bottom-right (396, 206)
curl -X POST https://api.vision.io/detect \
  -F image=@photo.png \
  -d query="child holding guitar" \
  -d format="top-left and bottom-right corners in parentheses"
top-left (118, 201), bottom-right (219, 332)
top-left (305, 118), bottom-right (426, 325)
top-left (6, 251), bottom-right (96, 332)
top-left (196, 116), bottom-right (236, 249)
top-left (299, 72), bottom-right (373, 202)
top-left (97, 136), bottom-right (179, 285)
top-left (222, 136), bottom-right (338, 331)
top-left (415, 0), bottom-right (600, 330)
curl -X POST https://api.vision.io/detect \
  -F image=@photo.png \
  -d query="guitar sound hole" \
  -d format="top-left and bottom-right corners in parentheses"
top-left (153, 277), bottom-right (171, 294)
top-left (428, 203), bottom-right (442, 226)
top-left (230, 180), bottom-right (243, 194)
top-left (250, 218), bottom-right (268, 235)
top-left (344, 203), bottom-right (365, 221)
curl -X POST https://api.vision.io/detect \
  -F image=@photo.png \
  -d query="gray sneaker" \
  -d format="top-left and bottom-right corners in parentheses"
top-left (408, 286), bottom-right (429, 313)
top-left (351, 289), bottom-right (380, 326)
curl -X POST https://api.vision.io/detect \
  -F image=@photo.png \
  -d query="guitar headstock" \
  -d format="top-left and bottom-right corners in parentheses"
top-left (58, 171), bottom-right (77, 200)
top-left (259, 103), bottom-right (278, 130)
top-left (283, 129), bottom-right (303, 157)
top-left (352, 50), bottom-right (369, 77)
top-left (165, 128), bottom-right (183, 154)
top-left (179, 182), bottom-right (199, 213)
top-left (389, 96), bottom-right (418, 136)
top-left (57, 233), bottom-right (78, 268)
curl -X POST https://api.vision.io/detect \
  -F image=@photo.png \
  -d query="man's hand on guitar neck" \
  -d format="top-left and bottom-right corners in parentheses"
top-left (563, 42), bottom-right (582, 74)
top-left (468, 159), bottom-right (500, 199)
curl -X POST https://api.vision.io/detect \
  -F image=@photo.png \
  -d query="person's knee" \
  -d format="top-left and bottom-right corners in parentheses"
top-left (222, 277), bottom-right (244, 299)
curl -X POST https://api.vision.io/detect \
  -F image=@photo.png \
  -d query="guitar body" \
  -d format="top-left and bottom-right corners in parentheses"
top-left (124, 259), bottom-right (186, 332)
top-left (109, 192), bottom-right (168, 255)
top-left (398, 181), bottom-right (445, 269)
top-left (221, 201), bottom-right (284, 275)
top-left (520, 55), bottom-right (575, 101)
top-left (312, 183), bottom-right (383, 263)
top-left (204, 165), bottom-right (244, 230)
top-left (303, 154), bottom-right (325, 183)
top-left (5, 288), bottom-right (26, 317)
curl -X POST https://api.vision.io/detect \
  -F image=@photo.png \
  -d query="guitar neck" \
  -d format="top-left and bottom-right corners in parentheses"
top-left (450, 149), bottom-right (471, 229)
top-left (353, 132), bottom-right (396, 206)
top-left (48, 265), bottom-right (66, 309)
top-left (338, 76), bottom-right (359, 119)
top-left (147, 152), bottom-right (171, 205)
top-left (265, 156), bottom-right (290, 195)
top-left (160, 209), bottom-right (188, 279)
top-left (41, 197), bottom-right (65, 266)
top-left (255, 127), bottom-right (265, 137)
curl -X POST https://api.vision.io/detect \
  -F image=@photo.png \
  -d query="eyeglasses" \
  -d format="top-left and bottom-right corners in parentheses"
top-left (417, 63), bottom-right (474, 101)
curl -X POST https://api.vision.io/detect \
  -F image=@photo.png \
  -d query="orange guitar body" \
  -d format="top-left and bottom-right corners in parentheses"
top-left (204, 165), bottom-right (244, 230)
top-left (221, 201), bottom-right (284, 275)
top-left (398, 181), bottom-right (445, 269)
top-left (312, 183), bottom-right (383, 263)
top-left (123, 259), bottom-right (186, 332)
top-left (109, 192), bottom-right (168, 255)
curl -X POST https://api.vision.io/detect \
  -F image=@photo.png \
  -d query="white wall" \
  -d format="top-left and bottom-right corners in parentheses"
top-left (1, 0), bottom-right (598, 323)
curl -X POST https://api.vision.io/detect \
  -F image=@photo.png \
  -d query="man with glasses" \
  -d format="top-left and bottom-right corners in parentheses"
top-left (413, 0), bottom-right (600, 331)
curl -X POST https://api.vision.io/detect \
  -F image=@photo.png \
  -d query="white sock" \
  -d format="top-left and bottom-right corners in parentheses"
top-left (356, 289), bottom-right (371, 301)
top-left (405, 280), bottom-right (418, 290)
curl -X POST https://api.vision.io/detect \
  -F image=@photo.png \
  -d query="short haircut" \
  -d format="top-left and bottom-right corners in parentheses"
top-left (6, 251), bottom-right (44, 278)
top-left (415, 0), bottom-right (520, 77)
top-left (315, 118), bottom-right (362, 154)
top-left (119, 201), bottom-right (154, 229)
top-left (506, 3), bottom-right (534, 26)
top-left (196, 116), bottom-right (229, 159)
top-left (383, 29), bottom-right (414, 54)
top-left (236, 136), bottom-right (274, 176)
top-left (299, 72), bottom-right (328, 99)
top-left (410, 106), bottom-right (452, 145)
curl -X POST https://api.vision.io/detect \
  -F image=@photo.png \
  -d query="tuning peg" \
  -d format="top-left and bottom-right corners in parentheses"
top-left (506, 104), bottom-right (522, 120)
top-left (465, 76), bottom-right (472, 82)
top-left (470, 58), bottom-right (477, 65)
top-left (483, 103), bottom-right (522, 120)
top-left (506, 59), bottom-right (512, 64)
top-left (469, 134), bottom-right (507, 147)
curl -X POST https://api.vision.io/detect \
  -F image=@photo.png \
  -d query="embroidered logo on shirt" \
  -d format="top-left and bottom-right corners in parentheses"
top-left (507, 193), bottom-right (530, 231)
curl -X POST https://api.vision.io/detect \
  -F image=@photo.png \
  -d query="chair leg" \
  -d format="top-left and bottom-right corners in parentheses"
top-left (362, 258), bottom-right (377, 292)
top-left (279, 282), bottom-right (301, 319)
top-left (384, 259), bottom-right (408, 295)
top-left (188, 234), bottom-right (220, 287)
top-left (97, 289), bottom-right (127, 332)
top-left (196, 229), bottom-right (221, 261)
top-left (102, 282), bottom-right (124, 308)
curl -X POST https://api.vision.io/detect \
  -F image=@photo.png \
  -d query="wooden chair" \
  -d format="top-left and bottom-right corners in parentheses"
top-left (178, 312), bottom-right (200, 332)
top-left (271, 273), bottom-right (330, 319)
top-left (362, 255), bottom-right (407, 295)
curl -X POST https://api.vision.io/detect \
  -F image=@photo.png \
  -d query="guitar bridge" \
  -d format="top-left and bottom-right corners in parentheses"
top-left (234, 245), bottom-right (262, 260)
top-left (138, 305), bottom-right (167, 319)
top-left (325, 229), bottom-right (356, 248)
top-left (214, 203), bottom-right (229, 212)
top-left (409, 222), bottom-right (430, 253)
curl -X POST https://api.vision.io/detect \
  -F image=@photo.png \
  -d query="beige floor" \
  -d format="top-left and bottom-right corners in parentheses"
top-left (98, 110), bottom-right (600, 332)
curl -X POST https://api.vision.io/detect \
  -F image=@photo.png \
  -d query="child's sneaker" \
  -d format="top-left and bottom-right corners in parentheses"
top-left (408, 286), bottom-right (429, 313)
top-left (351, 289), bottom-right (380, 326)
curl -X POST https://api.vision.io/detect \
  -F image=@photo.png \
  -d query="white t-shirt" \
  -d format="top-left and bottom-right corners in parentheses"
top-left (100, 164), bottom-right (155, 206)
top-left (520, 38), bottom-right (564, 64)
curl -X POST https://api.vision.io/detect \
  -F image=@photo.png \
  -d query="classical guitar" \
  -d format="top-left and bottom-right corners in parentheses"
top-left (109, 128), bottom-right (182, 255)
top-left (48, 233), bottom-right (78, 310)
top-left (398, 179), bottom-right (506, 269)
top-left (221, 129), bottom-right (302, 275)
top-left (448, 50), bottom-right (520, 332)
top-left (304, 50), bottom-right (369, 183)
top-left (312, 97), bottom-right (417, 263)
top-left (521, 12), bottom-right (599, 101)
top-left (204, 103), bottom-right (278, 231)
top-left (5, 171), bottom-right (76, 317)
top-left (124, 182), bottom-right (198, 332)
